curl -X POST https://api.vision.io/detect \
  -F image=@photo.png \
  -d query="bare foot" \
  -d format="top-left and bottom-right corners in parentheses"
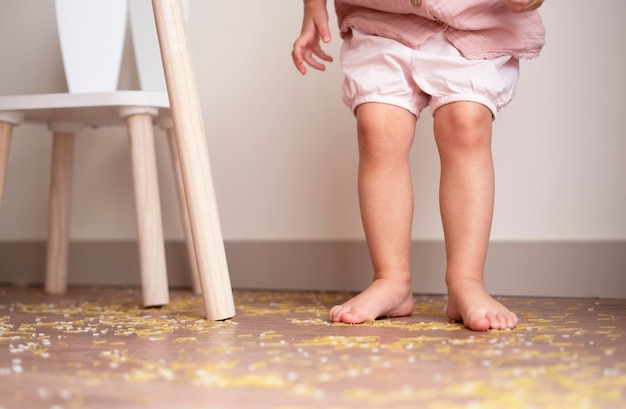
top-left (329, 278), bottom-right (415, 324)
top-left (446, 278), bottom-right (519, 331)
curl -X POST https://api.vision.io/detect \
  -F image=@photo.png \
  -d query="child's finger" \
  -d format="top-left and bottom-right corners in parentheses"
top-left (303, 50), bottom-right (327, 71)
top-left (313, 47), bottom-right (333, 63)
top-left (292, 39), bottom-right (309, 74)
top-left (317, 25), bottom-right (331, 43)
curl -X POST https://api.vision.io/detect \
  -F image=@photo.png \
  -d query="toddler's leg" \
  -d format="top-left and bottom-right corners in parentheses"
top-left (329, 103), bottom-right (416, 323)
top-left (433, 101), bottom-right (518, 331)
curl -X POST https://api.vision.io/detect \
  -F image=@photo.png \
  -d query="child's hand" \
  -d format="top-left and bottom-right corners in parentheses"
top-left (292, 0), bottom-right (333, 75)
top-left (502, 0), bottom-right (544, 13)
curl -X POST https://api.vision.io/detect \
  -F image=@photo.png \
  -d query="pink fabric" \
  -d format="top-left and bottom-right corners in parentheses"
top-left (341, 31), bottom-right (520, 118)
top-left (334, 0), bottom-right (545, 60)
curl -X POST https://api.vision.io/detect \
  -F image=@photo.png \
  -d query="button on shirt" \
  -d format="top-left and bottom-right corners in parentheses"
top-left (334, 0), bottom-right (545, 60)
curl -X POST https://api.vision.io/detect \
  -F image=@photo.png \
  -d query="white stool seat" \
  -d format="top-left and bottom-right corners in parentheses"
top-left (0, 91), bottom-right (170, 126)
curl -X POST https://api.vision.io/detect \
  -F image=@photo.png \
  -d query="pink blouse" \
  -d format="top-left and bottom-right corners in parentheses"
top-left (335, 0), bottom-right (545, 60)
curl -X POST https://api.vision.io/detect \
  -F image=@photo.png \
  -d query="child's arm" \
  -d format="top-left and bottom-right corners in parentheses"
top-left (502, 0), bottom-right (544, 13)
top-left (292, 0), bottom-right (333, 75)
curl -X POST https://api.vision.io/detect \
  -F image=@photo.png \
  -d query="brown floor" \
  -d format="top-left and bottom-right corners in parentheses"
top-left (0, 286), bottom-right (624, 409)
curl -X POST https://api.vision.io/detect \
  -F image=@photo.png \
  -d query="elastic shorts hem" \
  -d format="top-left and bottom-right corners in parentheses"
top-left (431, 93), bottom-right (499, 118)
top-left (350, 92), bottom-right (500, 118)
top-left (349, 94), bottom-right (420, 117)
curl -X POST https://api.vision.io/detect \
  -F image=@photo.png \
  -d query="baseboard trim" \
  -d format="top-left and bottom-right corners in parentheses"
top-left (0, 240), bottom-right (624, 298)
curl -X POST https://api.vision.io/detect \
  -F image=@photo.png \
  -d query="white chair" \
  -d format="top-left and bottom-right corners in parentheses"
top-left (0, 0), bottom-right (235, 320)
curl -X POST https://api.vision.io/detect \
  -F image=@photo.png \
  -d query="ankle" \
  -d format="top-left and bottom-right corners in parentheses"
top-left (373, 274), bottom-right (412, 287)
top-left (445, 275), bottom-right (485, 290)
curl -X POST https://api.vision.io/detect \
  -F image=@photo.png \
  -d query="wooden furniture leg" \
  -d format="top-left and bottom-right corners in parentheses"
top-left (0, 121), bottom-right (12, 208)
top-left (152, 0), bottom-right (235, 320)
top-left (162, 123), bottom-right (202, 294)
top-left (123, 108), bottom-right (169, 307)
top-left (45, 125), bottom-right (76, 294)
top-left (0, 112), bottom-right (23, 208)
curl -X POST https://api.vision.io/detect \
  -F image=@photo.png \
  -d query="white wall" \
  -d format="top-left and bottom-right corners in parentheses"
top-left (0, 0), bottom-right (625, 243)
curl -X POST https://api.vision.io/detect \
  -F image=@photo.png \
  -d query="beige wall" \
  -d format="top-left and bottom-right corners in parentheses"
top-left (1, 0), bottom-right (625, 243)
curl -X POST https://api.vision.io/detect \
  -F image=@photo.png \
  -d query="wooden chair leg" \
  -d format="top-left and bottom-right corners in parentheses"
top-left (162, 123), bottom-right (202, 294)
top-left (0, 121), bottom-right (13, 208)
top-left (45, 128), bottom-right (75, 294)
top-left (123, 109), bottom-right (169, 307)
top-left (0, 112), bottom-right (23, 208)
top-left (153, 0), bottom-right (235, 320)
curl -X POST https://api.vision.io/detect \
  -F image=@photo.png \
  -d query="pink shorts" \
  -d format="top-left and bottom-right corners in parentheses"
top-left (341, 30), bottom-right (520, 118)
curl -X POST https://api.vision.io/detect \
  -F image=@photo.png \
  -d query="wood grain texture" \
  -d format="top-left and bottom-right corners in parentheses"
top-left (45, 132), bottom-right (75, 294)
top-left (126, 113), bottom-right (169, 307)
top-left (165, 126), bottom-right (202, 295)
top-left (0, 121), bottom-right (13, 208)
top-left (152, 0), bottom-right (235, 319)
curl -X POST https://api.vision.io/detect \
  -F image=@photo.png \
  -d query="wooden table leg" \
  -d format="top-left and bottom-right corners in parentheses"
top-left (152, 0), bottom-right (235, 320)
